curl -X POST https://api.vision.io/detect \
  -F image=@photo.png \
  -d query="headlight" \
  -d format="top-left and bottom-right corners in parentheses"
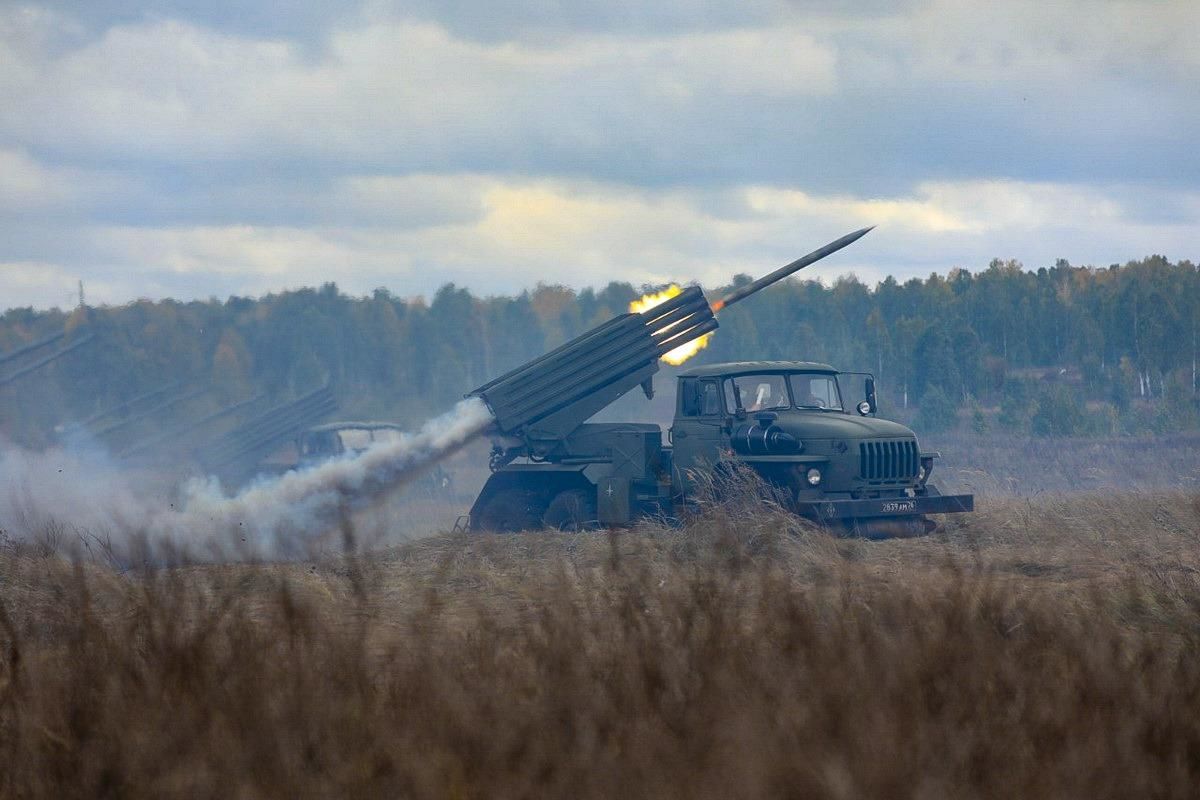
top-left (857, 400), bottom-right (872, 416)
top-left (917, 465), bottom-right (927, 482)
top-left (806, 468), bottom-right (822, 486)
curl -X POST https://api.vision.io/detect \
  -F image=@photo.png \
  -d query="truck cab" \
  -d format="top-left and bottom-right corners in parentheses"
top-left (259, 422), bottom-right (454, 494)
top-left (298, 422), bottom-right (405, 462)
top-left (671, 361), bottom-right (971, 533)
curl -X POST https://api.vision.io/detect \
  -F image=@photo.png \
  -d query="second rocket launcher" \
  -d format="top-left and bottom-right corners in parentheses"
top-left (470, 226), bottom-right (872, 445)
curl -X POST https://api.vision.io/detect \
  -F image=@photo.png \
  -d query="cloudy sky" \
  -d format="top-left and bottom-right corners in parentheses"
top-left (1, 0), bottom-right (1197, 308)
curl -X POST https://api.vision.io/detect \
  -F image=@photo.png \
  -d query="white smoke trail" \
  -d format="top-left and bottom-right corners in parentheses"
top-left (0, 441), bottom-right (151, 546)
top-left (159, 398), bottom-right (495, 554)
top-left (0, 398), bottom-right (495, 559)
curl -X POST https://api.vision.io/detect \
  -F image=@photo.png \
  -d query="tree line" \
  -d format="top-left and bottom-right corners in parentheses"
top-left (1, 255), bottom-right (1197, 446)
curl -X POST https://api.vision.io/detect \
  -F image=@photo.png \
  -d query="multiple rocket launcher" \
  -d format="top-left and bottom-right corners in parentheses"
top-left (0, 329), bottom-right (94, 389)
top-left (470, 227), bottom-right (873, 452)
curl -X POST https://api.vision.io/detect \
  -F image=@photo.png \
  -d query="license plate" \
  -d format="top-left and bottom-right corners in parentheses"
top-left (881, 500), bottom-right (916, 514)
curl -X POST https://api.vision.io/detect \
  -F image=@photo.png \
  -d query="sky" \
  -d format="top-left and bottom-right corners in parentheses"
top-left (1, 0), bottom-right (1197, 309)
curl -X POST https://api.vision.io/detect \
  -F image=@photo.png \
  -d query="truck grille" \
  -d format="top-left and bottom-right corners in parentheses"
top-left (859, 440), bottom-right (918, 483)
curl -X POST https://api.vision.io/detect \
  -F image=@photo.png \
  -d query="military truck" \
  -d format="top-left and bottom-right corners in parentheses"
top-left (295, 422), bottom-right (407, 462)
top-left (468, 360), bottom-right (969, 535)
top-left (462, 228), bottom-right (973, 536)
top-left (259, 421), bottom-right (454, 494)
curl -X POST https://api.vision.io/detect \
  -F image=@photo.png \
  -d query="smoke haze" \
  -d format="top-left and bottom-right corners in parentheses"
top-left (0, 398), bottom-right (494, 559)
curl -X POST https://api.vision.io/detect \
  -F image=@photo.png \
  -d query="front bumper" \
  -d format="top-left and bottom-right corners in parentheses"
top-left (800, 492), bottom-right (974, 521)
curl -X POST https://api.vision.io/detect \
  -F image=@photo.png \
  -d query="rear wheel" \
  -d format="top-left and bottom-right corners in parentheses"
top-left (475, 489), bottom-right (543, 533)
top-left (542, 489), bottom-right (599, 531)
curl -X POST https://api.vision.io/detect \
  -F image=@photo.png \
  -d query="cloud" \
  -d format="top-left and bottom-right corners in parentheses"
top-left (0, 148), bottom-right (67, 206)
top-left (5, 2), bottom-right (1195, 192)
top-left (0, 13), bottom-right (837, 165)
top-left (905, 0), bottom-right (1200, 84)
top-left (4, 174), bottom-right (1193, 308)
top-left (0, 147), bottom-right (136, 217)
top-left (0, 1), bottom-right (1196, 309)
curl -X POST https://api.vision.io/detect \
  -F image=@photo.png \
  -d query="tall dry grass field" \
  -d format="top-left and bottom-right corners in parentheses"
top-left (2, 490), bottom-right (1200, 797)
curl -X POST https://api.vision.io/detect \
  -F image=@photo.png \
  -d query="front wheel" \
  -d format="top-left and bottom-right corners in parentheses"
top-left (542, 489), bottom-right (599, 532)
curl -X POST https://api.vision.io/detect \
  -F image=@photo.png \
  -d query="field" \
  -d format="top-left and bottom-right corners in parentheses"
top-left (3, 475), bottom-right (1200, 797)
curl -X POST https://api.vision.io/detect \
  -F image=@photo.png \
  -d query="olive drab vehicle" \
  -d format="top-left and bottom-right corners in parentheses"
top-left (258, 421), bottom-right (456, 495)
top-left (462, 228), bottom-right (973, 535)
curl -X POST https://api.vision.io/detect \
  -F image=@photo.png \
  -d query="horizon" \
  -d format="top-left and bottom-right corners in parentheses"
top-left (5, 250), bottom-right (1192, 315)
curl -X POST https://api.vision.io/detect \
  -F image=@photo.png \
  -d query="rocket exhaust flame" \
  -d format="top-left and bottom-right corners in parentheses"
top-left (629, 284), bottom-right (712, 365)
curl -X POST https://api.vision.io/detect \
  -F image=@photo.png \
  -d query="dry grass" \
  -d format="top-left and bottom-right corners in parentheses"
top-left (3, 491), bottom-right (1200, 798)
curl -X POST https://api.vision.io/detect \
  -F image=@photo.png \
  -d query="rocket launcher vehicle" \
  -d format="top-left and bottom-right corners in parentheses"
top-left (463, 225), bottom-right (973, 534)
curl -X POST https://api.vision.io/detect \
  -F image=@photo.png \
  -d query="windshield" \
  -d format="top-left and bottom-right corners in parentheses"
top-left (302, 431), bottom-right (343, 457)
top-left (721, 372), bottom-right (845, 412)
top-left (724, 374), bottom-right (790, 412)
top-left (339, 429), bottom-right (374, 451)
top-left (790, 373), bottom-right (842, 410)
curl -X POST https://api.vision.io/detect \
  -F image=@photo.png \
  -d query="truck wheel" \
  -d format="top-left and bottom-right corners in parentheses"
top-left (475, 489), bottom-right (542, 533)
top-left (543, 489), bottom-right (599, 532)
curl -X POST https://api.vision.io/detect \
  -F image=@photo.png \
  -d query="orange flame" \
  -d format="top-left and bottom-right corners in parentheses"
top-left (629, 284), bottom-right (712, 366)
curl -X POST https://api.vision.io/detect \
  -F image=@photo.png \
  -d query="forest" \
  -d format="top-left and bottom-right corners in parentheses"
top-left (1, 254), bottom-right (1198, 448)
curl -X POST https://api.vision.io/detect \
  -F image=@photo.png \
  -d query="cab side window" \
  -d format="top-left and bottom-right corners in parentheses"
top-left (680, 378), bottom-right (722, 417)
top-left (679, 378), bottom-right (700, 416)
top-left (700, 380), bottom-right (721, 415)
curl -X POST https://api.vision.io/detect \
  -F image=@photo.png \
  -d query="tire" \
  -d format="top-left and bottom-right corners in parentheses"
top-left (542, 489), bottom-right (599, 532)
top-left (475, 489), bottom-right (543, 533)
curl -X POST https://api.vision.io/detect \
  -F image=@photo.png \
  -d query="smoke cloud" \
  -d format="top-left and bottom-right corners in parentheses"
top-left (0, 398), bottom-right (495, 560)
top-left (0, 439), bottom-right (150, 547)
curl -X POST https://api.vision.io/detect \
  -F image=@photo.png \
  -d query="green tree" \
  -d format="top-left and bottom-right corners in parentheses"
top-left (999, 380), bottom-right (1035, 432)
top-left (1031, 385), bottom-right (1085, 437)
top-left (914, 386), bottom-right (958, 433)
top-left (912, 325), bottom-right (961, 403)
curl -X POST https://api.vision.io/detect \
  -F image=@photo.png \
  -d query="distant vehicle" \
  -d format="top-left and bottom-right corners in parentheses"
top-left (296, 422), bottom-right (406, 461)
top-left (261, 422), bottom-right (454, 495)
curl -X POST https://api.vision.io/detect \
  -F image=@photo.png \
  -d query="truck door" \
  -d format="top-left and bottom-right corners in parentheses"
top-left (670, 377), bottom-right (726, 494)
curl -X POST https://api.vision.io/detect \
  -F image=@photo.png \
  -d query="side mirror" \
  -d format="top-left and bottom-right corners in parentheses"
top-left (864, 377), bottom-right (877, 414)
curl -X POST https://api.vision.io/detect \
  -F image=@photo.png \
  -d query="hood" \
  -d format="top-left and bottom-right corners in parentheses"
top-left (765, 410), bottom-right (915, 440)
